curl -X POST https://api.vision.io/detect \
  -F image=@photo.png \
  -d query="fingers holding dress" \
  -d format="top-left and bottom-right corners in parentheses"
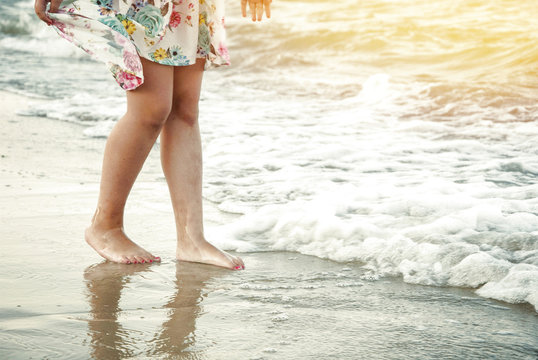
top-left (34, 0), bottom-right (64, 25)
top-left (49, 0), bottom-right (63, 13)
top-left (34, 0), bottom-right (52, 25)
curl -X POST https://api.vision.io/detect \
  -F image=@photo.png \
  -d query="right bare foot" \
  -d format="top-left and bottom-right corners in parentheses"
top-left (176, 236), bottom-right (245, 271)
top-left (85, 225), bottom-right (160, 264)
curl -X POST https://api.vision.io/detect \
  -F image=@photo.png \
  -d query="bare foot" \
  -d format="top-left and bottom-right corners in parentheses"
top-left (85, 225), bottom-right (160, 265)
top-left (176, 237), bottom-right (245, 270)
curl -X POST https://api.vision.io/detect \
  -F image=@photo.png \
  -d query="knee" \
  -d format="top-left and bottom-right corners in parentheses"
top-left (177, 108), bottom-right (199, 127)
top-left (130, 101), bottom-right (172, 130)
top-left (170, 100), bottom-right (199, 127)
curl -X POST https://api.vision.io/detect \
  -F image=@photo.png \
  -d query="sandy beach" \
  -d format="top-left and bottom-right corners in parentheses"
top-left (1, 90), bottom-right (537, 359)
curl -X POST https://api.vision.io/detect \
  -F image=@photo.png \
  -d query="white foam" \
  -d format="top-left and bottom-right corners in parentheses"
top-left (19, 93), bottom-right (125, 126)
top-left (476, 264), bottom-right (538, 311)
top-left (83, 120), bottom-right (115, 138)
top-left (447, 252), bottom-right (511, 287)
top-left (209, 175), bottom-right (538, 309)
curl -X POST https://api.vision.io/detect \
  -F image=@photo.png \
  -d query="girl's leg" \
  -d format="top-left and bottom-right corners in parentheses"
top-left (160, 59), bottom-right (245, 270)
top-left (85, 57), bottom-right (174, 264)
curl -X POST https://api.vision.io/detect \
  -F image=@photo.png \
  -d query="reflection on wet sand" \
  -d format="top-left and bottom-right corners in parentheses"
top-left (84, 261), bottom-right (224, 359)
top-left (150, 262), bottom-right (224, 359)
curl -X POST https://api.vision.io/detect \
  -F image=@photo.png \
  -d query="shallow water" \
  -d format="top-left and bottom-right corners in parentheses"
top-left (1, 0), bottom-right (537, 311)
top-left (2, 247), bottom-right (537, 359)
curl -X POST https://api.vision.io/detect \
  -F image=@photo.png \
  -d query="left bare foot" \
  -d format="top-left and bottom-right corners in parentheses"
top-left (176, 237), bottom-right (245, 270)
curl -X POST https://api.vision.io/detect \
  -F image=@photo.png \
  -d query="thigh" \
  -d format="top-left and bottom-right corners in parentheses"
top-left (126, 57), bottom-right (175, 117)
top-left (171, 58), bottom-right (206, 114)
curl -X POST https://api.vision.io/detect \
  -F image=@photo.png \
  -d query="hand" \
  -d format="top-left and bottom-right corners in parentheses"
top-left (241, 0), bottom-right (271, 22)
top-left (34, 0), bottom-right (63, 26)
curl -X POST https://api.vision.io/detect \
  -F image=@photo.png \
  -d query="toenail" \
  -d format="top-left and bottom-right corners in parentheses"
top-left (235, 266), bottom-right (241, 270)
top-left (149, 260), bottom-right (153, 263)
top-left (133, 261), bottom-right (138, 264)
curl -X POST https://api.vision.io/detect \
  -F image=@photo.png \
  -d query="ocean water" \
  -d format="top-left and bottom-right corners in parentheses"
top-left (1, 0), bottom-right (537, 313)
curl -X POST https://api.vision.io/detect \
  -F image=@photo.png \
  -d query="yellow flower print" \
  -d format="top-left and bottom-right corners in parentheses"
top-left (153, 48), bottom-right (168, 60)
top-left (200, 0), bottom-right (205, 4)
top-left (199, 13), bottom-right (206, 25)
top-left (122, 19), bottom-right (136, 35)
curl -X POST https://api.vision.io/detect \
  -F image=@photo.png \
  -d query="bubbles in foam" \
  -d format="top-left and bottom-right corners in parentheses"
top-left (476, 264), bottom-right (538, 311)
top-left (447, 252), bottom-right (511, 287)
top-left (270, 313), bottom-right (289, 322)
top-left (210, 173), bottom-right (538, 310)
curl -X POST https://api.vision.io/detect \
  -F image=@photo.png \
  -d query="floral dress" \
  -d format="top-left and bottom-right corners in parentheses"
top-left (48, 0), bottom-right (230, 90)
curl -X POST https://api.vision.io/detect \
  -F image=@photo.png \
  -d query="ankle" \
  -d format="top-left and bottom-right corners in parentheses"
top-left (90, 207), bottom-right (124, 231)
top-left (177, 227), bottom-right (205, 245)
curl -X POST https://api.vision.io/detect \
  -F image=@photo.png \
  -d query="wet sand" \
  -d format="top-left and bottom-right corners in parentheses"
top-left (1, 91), bottom-right (537, 359)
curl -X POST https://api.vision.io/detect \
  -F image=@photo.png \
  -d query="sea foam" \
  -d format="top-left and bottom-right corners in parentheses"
top-left (211, 178), bottom-right (538, 311)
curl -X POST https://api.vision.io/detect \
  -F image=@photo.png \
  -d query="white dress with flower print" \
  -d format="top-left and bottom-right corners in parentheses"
top-left (48, 0), bottom-right (230, 90)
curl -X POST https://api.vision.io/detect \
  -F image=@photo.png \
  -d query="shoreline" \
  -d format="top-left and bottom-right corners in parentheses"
top-left (1, 90), bottom-right (537, 359)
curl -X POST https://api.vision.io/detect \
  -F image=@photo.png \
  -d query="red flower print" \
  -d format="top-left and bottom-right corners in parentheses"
top-left (170, 11), bottom-right (181, 27)
top-left (117, 70), bottom-right (142, 90)
top-left (218, 42), bottom-right (229, 60)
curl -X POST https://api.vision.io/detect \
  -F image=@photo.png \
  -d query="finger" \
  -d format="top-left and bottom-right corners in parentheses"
top-left (264, 0), bottom-right (271, 18)
top-left (256, 1), bottom-right (263, 21)
top-left (241, 0), bottom-right (247, 17)
top-left (248, 0), bottom-right (256, 21)
top-left (34, 0), bottom-right (52, 25)
top-left (49, 0), bottom-right (62, 13)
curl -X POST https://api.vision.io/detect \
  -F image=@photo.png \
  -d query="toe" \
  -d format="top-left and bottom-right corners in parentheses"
top-left (121, 256), bottom-right (131, 264)
top-left (232, 259), bottom-right (243, 270)
top-left (127, 256), bottom-right (138, 264)
top-left (153, 256), bottom-right (161, 262)
top-left (232, 256), bottom-right (245, 270)
top-left (141, 254), bottom-right (154, 263)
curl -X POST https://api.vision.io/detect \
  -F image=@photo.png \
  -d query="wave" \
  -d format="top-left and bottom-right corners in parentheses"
top-left (211, 182), bottom-right (538, 311)
top-left (0, 17), bottom-right (34, 36)
top-left (225, 0), bottom-right (538, 86)
top-left (0, 0), bottom-right (40, 36)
